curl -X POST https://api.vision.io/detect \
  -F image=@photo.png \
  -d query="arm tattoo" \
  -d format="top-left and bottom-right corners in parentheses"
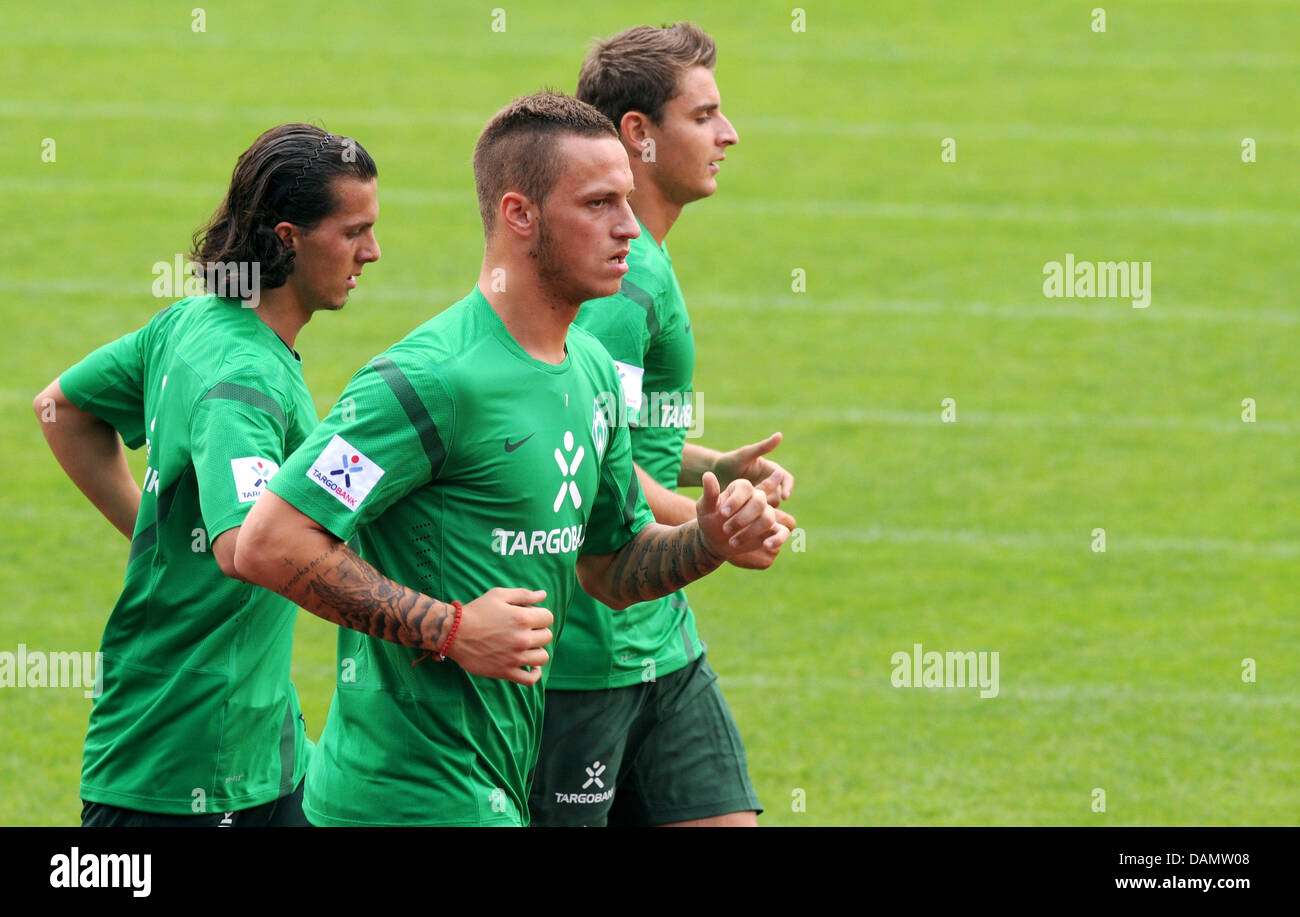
top-left (604, 523), bottom-right (724, 606)
top-left (276, 540), bottom-right (452, 651)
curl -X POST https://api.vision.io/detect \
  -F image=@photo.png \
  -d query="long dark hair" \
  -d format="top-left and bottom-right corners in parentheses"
top-left (191, 124), bottom-right (377, 292)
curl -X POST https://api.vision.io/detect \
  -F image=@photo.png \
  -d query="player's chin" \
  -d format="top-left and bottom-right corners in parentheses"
top-left (684, 178), bottom-right (717, 204)
top-left (584, 280), bottom-right (622, 302)
top-left (592, 265), bottom-right (627, 296)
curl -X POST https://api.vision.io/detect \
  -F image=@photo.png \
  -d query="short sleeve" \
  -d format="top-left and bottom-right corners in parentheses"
top-left (575, 289), bottom-right (654, 426)
top-left (269, 354), bottom-right (454, 544)
top-left (581, 391), bottom-right (654, 556)
top-left (190, 374), bottom-right (295, 540)
top-left (59, 329), bottom-right (148, 449)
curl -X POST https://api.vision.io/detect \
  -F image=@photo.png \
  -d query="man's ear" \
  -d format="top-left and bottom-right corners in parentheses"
top-left (273, 221), bottom-right (297, 249)
top-left (619, 111), bottom-right (653, 156)
top-left (499, 191), bottom-right (537, 240)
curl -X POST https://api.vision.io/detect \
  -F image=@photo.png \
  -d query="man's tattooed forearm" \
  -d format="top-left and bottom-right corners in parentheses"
top-left (607, 523), bottom-right (723, 605)
top-left (282, 547), bottom-right (331, 594)
top-left (278, 541), bottom-right (451, 650)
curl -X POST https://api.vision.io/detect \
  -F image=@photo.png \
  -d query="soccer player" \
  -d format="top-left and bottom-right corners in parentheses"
top-left (33, 123), bottom-right (381, 826)
top-left (233, 91), bottom-right (789, 827)
top-left (528, 22), bottom-right (796, 827)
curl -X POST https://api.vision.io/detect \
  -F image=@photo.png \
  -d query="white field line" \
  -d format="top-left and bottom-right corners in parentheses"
top-left (3, 172), bottom-right (1297, 228)
top-left (7, 278), bottom-right (1296, 328)
top-left (0, 278), bottom-right (467, 303)
top-left (744, 116), bottom-right (1300, 147)
top-left (720, 674), bottom-right (1300, 707)
top-left (10, 484), bottom-right (1295, 558)
top-left (709, 404), bottom-right (1300, 435)
top-left (703, 294), bottom-right (1300, 326)
top-left (808, 526), bottom-right (1300, 558)
top-left (714, 197), bottom-right (1300, 227)
top-left (0, 175), bottom-right (473, 206)
top-left (0, 30), bottom-right (1297, 71)
top-left (5, 97), bottom-right (1298, 148)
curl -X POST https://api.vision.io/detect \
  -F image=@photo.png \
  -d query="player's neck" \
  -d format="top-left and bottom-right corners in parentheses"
top-left (628, 190), bottom-right (681, 248)
top-left (477, 259), bottom-right (572, 365)
top-left (251, 287), bottom-right (311, 349)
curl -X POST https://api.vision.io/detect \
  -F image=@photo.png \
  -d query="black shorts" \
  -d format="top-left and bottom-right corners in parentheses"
top-left (81, 779), bottom-right (310, 827)
top-left (530, 656), bottom-right (761, 826)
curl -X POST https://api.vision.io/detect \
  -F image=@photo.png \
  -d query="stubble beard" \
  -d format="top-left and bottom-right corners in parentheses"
top-left (529, 215), bottom-right (584, 313)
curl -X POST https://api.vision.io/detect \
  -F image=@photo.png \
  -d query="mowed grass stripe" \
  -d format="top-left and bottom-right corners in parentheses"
top-left (2, 26), bottom-right (1298, 71)
top-left (6, 99), bottom-right (1299, 147)
top-left (709, 405), bottom-right (1299, 434)
top-left (4, 278), bottom-right (1295, 329)
top-left (812, 526), bottom-right (1300, 558)
top-left (719, 675), bottom-right (1300, 707)
top-left (4, 177), bottom-right (1297, 228)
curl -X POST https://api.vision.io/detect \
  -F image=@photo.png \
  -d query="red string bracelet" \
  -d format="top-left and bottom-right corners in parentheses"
top-left (411, 600), bottom-right (463, 666)
top-left (436, 600), bottom-right (464, 662)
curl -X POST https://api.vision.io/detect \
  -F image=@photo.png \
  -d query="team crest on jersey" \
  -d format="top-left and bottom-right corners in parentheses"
top-left (231, 457), bottom-right (280, 503)
top-left (592, 397), bottom-right (609, 461)
top-left (307, 434), bottom-right (384, 512)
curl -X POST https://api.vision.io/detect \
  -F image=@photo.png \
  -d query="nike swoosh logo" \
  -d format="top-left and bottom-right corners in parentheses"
top-left (504, 433), bottom-right (535, 453)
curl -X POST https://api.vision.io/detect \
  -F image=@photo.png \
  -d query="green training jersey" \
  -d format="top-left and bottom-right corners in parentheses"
top-left (268, 285), bottom-right (653, 826)
top-left (550, 220), bottom-right (705, 689)
top-left (59, 295), bottom-right (315, 814)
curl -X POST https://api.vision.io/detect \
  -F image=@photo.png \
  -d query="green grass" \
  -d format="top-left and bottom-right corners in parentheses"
top-left (2, 0), bottom-right (1296, 826)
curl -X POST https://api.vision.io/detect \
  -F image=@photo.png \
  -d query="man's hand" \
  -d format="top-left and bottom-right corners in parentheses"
top-left (236, 492), bottom-right (553, 686)
top-left (695, 472), bottom-right (789, 561)
top-left (449, 588), bottom-right (553, 686)
top-left (727, 505), bottom-right (797, 570)
top-left (576, 473), bottom-right (790, 610)
top-left (711, 432), bottom-right (795, 506)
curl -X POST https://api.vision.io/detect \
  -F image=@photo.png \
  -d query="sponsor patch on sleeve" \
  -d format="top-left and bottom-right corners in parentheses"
top-left (306, 434), bottom-right (385, 512)
top-left (612, 359), bottom-right (644, 421)
top-left (231, 457), bottom-right (280, 503)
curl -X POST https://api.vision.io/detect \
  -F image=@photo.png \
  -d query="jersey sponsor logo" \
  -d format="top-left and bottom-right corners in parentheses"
top-left (554, 761), bottom-right (613, 805)
top-left (489, 430), bottom-right (591, 556)
top-left (657, 394), bottom-right (694, 430)
top-left (504, 432), bottom-right (534, 453)
top-left (231, 456), bottom-right (280, 503)
top-left (553, 431), bottom-right (584, 511)
top-left (307, 434), bottom-right (384, 511)
top-left (554, 788), bottom-right (614, 805)
top-left (490, 524), bottom-right (586, 557)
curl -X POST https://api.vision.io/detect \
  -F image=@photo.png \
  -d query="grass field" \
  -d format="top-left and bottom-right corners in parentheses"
top-left (3, 1), bottom-right (1297, 826)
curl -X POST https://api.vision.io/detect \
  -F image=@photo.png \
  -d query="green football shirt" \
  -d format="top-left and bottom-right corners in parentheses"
top-left (59, 295), bottom-right (316, 814)
top-left (268, 285), bottom-right (653, 827)
top-left (551, 220), bottom-right (705, 689)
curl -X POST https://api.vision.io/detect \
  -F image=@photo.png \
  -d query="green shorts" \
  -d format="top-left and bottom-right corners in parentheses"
top-left (529, 655), bottom-right (761, 826)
